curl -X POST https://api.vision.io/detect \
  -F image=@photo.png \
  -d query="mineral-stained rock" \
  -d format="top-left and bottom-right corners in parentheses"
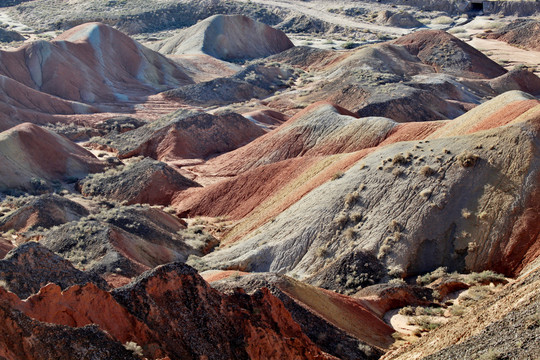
top-left (0, 301), bottom-right (140, 360)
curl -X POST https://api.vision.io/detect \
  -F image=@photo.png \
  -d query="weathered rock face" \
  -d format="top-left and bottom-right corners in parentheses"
top-left (0, 283), bottom-right (159, 353)
top-left (0, 123), bottom-right (105, 192)
top-left (151, 14), bottom-right (294, 61)
top-left (78, 158), bottom-right (200, 206)
top-left (92, 108), bottom-right (266, 161)
top-left (210, 272), bottom-right (387, 360)
top-left (112, 263), bottom-right (331, 360)
top-left (393, 30), bottom-right (506, 79)
top-left (0, 194), bottom-right (89, 233)
top-left (0, 301), bottom-right (140, 360)
top-left (0, 242), bottom-right (108, 299)
top-left (195, 92), bottom-right (540, 285)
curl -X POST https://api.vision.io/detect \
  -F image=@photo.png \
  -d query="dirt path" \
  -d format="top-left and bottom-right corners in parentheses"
top-left (467, 37), bottom-right (540, 76)
top-left (237, 0), bottom-right (411, 35)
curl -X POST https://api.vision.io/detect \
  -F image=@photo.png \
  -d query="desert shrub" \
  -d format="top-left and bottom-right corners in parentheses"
top-left (456, 151), bottom-right (479, 167)
top-left (450, 304), bottom-right (465, 316)
top-left (344, 191), bottom-right (360, 206)
top-left (461, 208), bottom-right (472, 218)
top-left (316, 246), bottom-right (328, 258)
top-left (350, 212), bottom-right (363, 222)
top-left (432, 16), bottom-right (453, 25)
top-left (466, 270), bottom-right (506, 285)
top-left (477, 349), bottom-right (503, 360)
top-left (411, 316), bottom-right (441, 331)
top-left (416, 267), bottom-right (448, 285)
top-left (392, 153), bottom-right (408, 165)
top-left (334, 213), bottom-right (349, 227)
top-left (332, 171), bottom-right (344, 180)
top-left (342, 41), bottom-right (359, 49)
top-left (419, 165), bottom-right (436, 176)
top-left (399, 306), bottom-right (415, 316)
top-left (344, 227), bottom-right (356, 240)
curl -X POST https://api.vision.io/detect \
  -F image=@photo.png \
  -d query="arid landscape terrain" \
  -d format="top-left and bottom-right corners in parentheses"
top-left (0, 0), bottom-right (539, 359)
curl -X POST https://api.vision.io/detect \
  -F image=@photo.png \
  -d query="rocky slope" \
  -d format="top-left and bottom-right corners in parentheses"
top-left (192, 91), bottom-right (540, 283)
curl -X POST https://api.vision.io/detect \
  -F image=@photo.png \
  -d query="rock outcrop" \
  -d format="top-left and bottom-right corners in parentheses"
top-left (0, 242), bottom-right (108, 299)
top-left (112, 263), bottom-right (331, 360)
top-left (40, 205), bottom-right (211, 278)
top-left (487, 19), bottom-right (540, 51)
top-left (151, 14), bottom-right (294, 61)
top-left (393, 30), bottom-right (506, 79)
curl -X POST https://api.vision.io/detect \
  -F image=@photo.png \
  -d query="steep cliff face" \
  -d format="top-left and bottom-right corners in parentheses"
top-left (112, 263), bottom-right (332, 360)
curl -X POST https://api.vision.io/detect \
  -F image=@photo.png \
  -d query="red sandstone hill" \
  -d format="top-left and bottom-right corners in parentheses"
top-left (0, 123), bottom-right (105, 192)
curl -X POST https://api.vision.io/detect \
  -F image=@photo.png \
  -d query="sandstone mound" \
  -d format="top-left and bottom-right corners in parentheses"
top-left (0, 123), bottom-right (105, 193)
top-left (195, 92), bottom-right (540, 287)
top-left (41, 205), bottom-right (214, 278)
top-left (487, 19), bottom-right (540, 51)
top-left (211, 272), bottom-right (390, 359)
top-left (162, 64), bottom-right (296, 107)
top-left (270, 41), bottom-right (503, 122)
top-left (393, 30), bottom-right (506, 78)
top-left (0, 242), bottom-right (108, 299)
top-left (151, 14), bottom-right (294, 61)
top-left (93, 108), bottom-right (265, 161)
top-left (0, 194), bottom-right (89, 233)
top-left (377, 10), bottom-right (423, 29)
top-left (78, 158), bottom-right (200, 206)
